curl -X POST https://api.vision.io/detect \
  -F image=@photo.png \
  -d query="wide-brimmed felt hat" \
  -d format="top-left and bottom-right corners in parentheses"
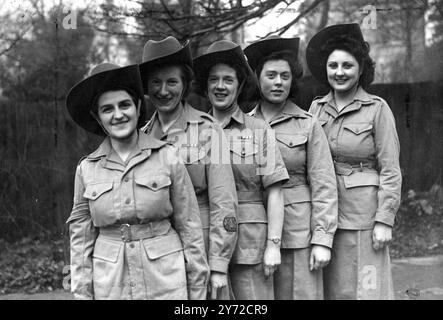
top-left (139, 36), bottom-right (192, 91)
top-left (66, 63), bottom-right (147, 136)
top-left (244, 35), bottom-right (300, 72)
top-left (193, 40), bottom-right (258, 111)
top-left (306, 23), bottom-right (364, 83)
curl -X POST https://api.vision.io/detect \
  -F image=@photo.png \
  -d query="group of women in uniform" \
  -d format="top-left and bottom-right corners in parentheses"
top-left (65, 23), bottom-right (402, 300)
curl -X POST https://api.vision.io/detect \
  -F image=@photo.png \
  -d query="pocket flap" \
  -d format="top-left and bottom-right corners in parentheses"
top-left (343, 171), bottom-right (379, 188)
top-left (135, 175), bottom-right (171, 191)
top-left (283, 185), bottom-right (311, 205)
top-left (343, 123), bottom-right (373, 135)
top-left (238, 204), bottom-right (267, 223)
top-left (84, 182), bottom-right (113, 200)
top-left (230, 140), bottom-right (258, 158)
top-left (143, 233), bottom-right (184, 260)
top-left (276, 134), bottom-right (307, 148)
top-left (93, 238), bottom-right (122, 263)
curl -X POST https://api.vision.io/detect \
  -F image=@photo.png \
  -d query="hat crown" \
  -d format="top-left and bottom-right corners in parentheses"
top-left (142, 36), bottom-right (184, 63)
top-left (90, 63), bottom-right (120, 76)
top-left (206, 40), bottom-right (239, 54)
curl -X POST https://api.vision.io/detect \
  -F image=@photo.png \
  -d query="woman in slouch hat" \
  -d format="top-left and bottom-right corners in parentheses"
top-left (193, 39), bottom-right (289, 300)
top-left (66, 62), bottom-right (209, 300)
top-left (244, 35), bottom-right (338, 300)
top-left (306, 23), bottom-right (402, 299)
top-left (140, 36), bottom-right (238, 300)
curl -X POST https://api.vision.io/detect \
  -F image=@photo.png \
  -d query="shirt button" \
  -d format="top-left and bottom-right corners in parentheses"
top-left (129, 243), bottom-right (135, 249)
top-left (152, 182), bottom-right (157, 189)
top-left (289, 142), bottom-right (294, 147)
top-left (241, 148), bottom-right (246, 156)
top-left (124, 177), bottom-right (129, 182)
top-left (125, 198), bottom-right (131, 204)
top-left (130, 282), bottom-right (136, 288)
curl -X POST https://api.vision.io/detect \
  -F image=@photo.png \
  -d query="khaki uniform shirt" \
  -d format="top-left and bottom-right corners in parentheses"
top-left (67, 132), bottom-right (209, 299)
top-left (213, 106), bottom-right (289, 264)
top-left (142, 103), bottom-right (238, 274)
top-left (249, 100), bottom-right (338, 249)
top-left (309, 87), bottom-right (402, 230)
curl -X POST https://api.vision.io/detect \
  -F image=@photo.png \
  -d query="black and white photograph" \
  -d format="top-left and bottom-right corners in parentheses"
top-left (0, 0), bottom-right (442, 306)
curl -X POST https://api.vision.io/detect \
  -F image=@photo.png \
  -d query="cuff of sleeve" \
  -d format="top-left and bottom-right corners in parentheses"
top-left (209, 257), bottom-right (229, 274)
top-left (375, 210), bottom-right (396, 227)
top-left (188, 285), bottom-right (208, 300)
top-left (310, 231), bottom-right (334, 248)
top-left (73, 293), bottom-right (93, 300)
top-left (262, 168), bottom-right (289, 189)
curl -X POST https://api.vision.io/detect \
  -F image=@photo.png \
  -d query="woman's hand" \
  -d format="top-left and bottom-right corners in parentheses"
top-left (263, 242), bottom-right (281, 277)
top-left (309, 245), bottom-right (331, 271)
top-left (372, 222), bottom-right (392, 250)
top-left (209, 271), bottom-right (228, 300)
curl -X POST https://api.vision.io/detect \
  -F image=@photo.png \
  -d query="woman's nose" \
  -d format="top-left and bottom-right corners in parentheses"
top-left (159, 83), bottom-right (168, 95)
top-left (216, 79), bottom-right (225, 90)
top-left (336, 67), bottom-right (344, 76)
top-left (274, 75), bottom-right (282, 85)
top-left (114, 106), bottom-right (124, 118)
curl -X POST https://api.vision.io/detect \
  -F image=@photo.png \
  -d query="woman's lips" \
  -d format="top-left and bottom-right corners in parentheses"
top-left (335, 78), bottom-right (348, 84)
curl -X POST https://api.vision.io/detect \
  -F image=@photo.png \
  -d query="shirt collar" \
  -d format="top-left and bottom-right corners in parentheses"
top-left (87, 130), bottom-right (166, 160)
top-left (250, 100), bottom-right (307, 123)
top-left (209, 103), bottom-right (245, 128)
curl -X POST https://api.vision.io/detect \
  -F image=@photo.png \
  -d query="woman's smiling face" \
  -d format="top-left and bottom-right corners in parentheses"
top-left (97, 90), bottom-right (139, 140)
top-left (207, 63), bottom-right (239, 111)
top-left (147, 65), bottom-right (185, 114)
top-left (259, 59), bottom-right (292, 105)
top-left (326, 49), bottom-right (362, 94)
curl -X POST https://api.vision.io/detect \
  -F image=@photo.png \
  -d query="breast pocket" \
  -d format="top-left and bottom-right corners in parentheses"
top-left (230, 139), bottom-right (259, 179)
top-left (341, 122), bottom-right (374, 158)
top-left (134, 174), bottom-right (172, 220)
top-left (276, 133), bottom-right (307, 172)
top-left (84, 182), bottom-right (114, 219)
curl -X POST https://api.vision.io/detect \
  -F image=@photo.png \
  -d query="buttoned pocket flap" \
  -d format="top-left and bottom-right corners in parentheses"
top-left (230, 140), bottom-right (259, 158)
top-left (283, 185), bottom-right (311, 205)
top-left (343, 171), bottom-right (379, 188)
top-left (84, 182), bottom-right (113, 200)
top-left (143, 233), bottom-right (183, 260)
top-left (343, 123), bottom-right (373, 135)
top-left (238, 205), bottom-right (267, 223)
top-left (135, 175), bottom-right (171, 191)
top-left (93, 238), bottom-right (122, 263)
top-left (276, 134), bottom-right (307, 148)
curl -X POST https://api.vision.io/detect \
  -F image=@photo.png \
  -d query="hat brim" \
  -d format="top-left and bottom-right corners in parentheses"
top-left (306, 23), bottom-right (364, 83)
top-left (193, 46), bottom-right (258, 110)
top-left (244, 38), bottom-right (300, 72)
top-left (139, 41), bottom-right (193, 92)
top-left (66, 65), bottom-right (147, 135)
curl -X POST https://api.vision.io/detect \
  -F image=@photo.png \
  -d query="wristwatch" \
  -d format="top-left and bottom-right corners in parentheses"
top-left (267, 237), bottom-right (281, 245)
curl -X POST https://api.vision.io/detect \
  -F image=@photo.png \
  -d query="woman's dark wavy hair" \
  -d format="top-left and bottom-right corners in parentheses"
top-left (194, 60), bottom-right (250, 103)
top-left (147, 63), bottom-right (194, 98)
top-left (254, 50), bottom-right (304, 99)
top-left (319, 34), bottom-right (375, 89)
